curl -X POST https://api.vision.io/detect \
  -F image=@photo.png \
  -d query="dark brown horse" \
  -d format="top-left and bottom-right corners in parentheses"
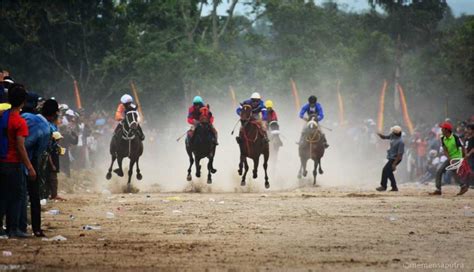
top-left (237, 105), bottom-right (270, 189)
top-left (106, 110), bottom-right (143, 192)
top-left (298, 116), bottom-right (324, 185)
top-left (186, 106), bottom-right (217, 184)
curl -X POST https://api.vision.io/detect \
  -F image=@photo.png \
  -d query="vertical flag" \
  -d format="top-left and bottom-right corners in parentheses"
top-left (336, 80), bottom-right (345, 126)
top-left (229, 85), bottom-right (237, 108)
top-left (397, 83), bottom-right (414, 135)
top-left (130, 81), bottom-right (145, 122)
top-left (377, 80), bottom-right (387, 132)
top-left (290, 78), bottom-right (301, 115)
top-left (73, 80), bottom-right (82, 109)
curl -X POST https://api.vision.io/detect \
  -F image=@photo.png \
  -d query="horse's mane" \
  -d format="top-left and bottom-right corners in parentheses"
top-left (199, 106), bottom-right (210, 123)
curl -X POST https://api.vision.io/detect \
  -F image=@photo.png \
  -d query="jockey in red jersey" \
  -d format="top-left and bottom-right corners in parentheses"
top-left (187, 96), bottom-right (218, 145)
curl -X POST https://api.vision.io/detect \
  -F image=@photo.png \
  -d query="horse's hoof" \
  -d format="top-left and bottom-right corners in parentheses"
top-left (106, 173), bottom-right (112, 180)
top-left (265, 181), bottom-right (270, 189)
top-left (319, 169), bottom-right (324, 175)
top-left (303, 171), bottom-right (308, 177)
top-left (241, 181), bottom-right (246, 186)
top-left (186, 175), bottom-right (192, 181)
top-left (211, 168), bottom-right (217, 174)
top-left (297, 174), bottom-right (302, 179)
top-left (196, 172), bottom-right (201, 178)
top-left (207, 178), bottom-right (212, 184)
top-left (127, 184), bottom-right (131, 193)
top-left (253, 173), bottom-right (258, 179)
top-left (137, 173), bottom-right (142, 180)
top-left (238, 169), bottom-right (242, 176)
top-left (114, 169), bottom-right (124, 177)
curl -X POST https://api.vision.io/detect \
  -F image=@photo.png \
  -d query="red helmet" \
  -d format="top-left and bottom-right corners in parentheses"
top-left (439, 122), bottom-right (453, 132)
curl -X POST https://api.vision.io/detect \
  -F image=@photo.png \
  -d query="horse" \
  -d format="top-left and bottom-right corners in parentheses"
top-left (298, 115), bottom-right (325, 185)
top-left (237, 104), bottom-right (270, 189)
top-left (106, 110), bottom-right (144, 192)
top-left (186, 106), bottom-right (217, 184)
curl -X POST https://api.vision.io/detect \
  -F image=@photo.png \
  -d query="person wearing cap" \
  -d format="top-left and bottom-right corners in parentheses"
top-left (186, 96), bottom-right (218, 145)
top-left (376, 125), bottom-right (405, 192)
top-left (429, 122), bottom-right (466, 195)
top-left (298, 95), bottom-right (329, 148)
top-left (114, 94), bottom-right (145, 141)
top-left (19, 97), bottom-right (54, 237)
top-left (263, 100), bottom-right (283, 147)
top-left (235, 92), bottom-right (269, 142)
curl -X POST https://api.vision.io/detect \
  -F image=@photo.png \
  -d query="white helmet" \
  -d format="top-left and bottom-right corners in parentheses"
top-left (59, 104), bottom-right (69, 111)
top-left (120, 94), bottom-right (133, 104)
top-left (250, 92), bottom-right (261, 99)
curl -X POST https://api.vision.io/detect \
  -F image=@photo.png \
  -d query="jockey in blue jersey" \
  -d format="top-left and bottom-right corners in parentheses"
top-left (298, 95), bottom-right (329, 148)
top-left (235, 92), bottom-right (269, 143)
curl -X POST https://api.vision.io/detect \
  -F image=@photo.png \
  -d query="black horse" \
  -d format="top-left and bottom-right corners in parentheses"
top-left (106, 110), bottom-right (143, 192)
top-left (237, 105), bottom-right (270, 189)
top-left (298, 116), bottom-right (325, 185)
top-left (186, 107), bottom-right (217, 184)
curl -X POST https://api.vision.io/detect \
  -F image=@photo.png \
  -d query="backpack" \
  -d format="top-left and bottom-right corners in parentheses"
top-left (0, 109), bottom-right (10, 159)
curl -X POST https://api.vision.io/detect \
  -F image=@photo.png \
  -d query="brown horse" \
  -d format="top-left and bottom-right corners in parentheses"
top-left (298, 116), bottom-right (324, 185)
top-left (237, 105), bottom-right (270, 189)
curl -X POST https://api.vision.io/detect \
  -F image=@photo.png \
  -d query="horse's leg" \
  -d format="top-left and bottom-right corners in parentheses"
top-left (241, 158), bottom-right (249, 186)
top-left (313, 159), bottom-right (318, 186)
top-left (252, 156), bottom-right (259, 179)
top-left (263, 150), bottom-right (270, 189)
top-left (106, 154), bottom-right (116, 180)
top-left (136, 157), bottom-right (142, 180)
top-left (210, 146), bottom-right (217, 174)
top-left (318, 159), bottom-right (324, 175)
top-left (195, 157), bottom-right (201, 178)
top-left (207, 156), bottom-right (213, 184)
top-left (238, 152), bottom-right (244, 176)
top-left (186, 149), bottom-right (194, 181)
top-left (114, 156), bottom-right (124, 177)
top-left (301, 156), bottom-right (308, 177)
top-left (127, 159), bottom-right (135, 193)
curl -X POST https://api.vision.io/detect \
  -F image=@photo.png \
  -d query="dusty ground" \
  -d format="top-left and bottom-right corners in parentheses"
top-left (1, 183), bottom-right (473, 271)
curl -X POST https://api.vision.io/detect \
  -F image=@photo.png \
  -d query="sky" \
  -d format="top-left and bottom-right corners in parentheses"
top-left (203, 0), bottom-right (474, 17)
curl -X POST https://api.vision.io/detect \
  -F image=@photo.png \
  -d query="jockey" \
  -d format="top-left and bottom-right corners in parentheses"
top-left (298, 95), bottom-right (328, 148)
top-left (236, 92), bottom-right (269, 142)
top-left (114, 94), bottom-right (145, 141)
top-left (187, 96), bottom-right (218, 145)
top-left (264, 100), bottom-right (283, 147)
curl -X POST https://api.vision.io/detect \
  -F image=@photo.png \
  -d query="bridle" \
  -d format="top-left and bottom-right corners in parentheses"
top-left (121, 110), bottom-right (139, 141)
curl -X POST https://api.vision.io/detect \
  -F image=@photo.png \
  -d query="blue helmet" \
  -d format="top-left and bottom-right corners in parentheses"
top-left (193, 96), bottom-right (203, 104)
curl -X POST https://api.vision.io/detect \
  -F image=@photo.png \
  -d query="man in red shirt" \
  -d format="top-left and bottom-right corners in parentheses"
top-left (0, 84), bottom-right (36, 238)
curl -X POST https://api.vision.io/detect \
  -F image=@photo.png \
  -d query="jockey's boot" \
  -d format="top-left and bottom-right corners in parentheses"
top-left (137, 126), bottom-right (145, 141)
top-left (322, 134), bottom-right (329, 148)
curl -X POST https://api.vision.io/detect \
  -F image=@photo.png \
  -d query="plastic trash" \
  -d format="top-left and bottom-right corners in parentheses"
top-left (209, 198), bottom-right (215, 202)
top-left (50, 235), bottom-right (67, 241)
top-left (83, 225), bottom-right (101, 230)
top-left (2, 251), bottom-right (12, 257)
top-left (106, 212), bottom-right (115, 219)
top-left (464, 210), bottom-right (474, 217)
top-left (69, 215), bottom-right (75, 220)
top-left (47, 209), bottom-right (60, 215)
top-left (165, 196), bottom-right (182, 201)
top-left (161, 199), bottom-right (170, 203)
top-left (218, 201), bottom-right (225, 204)
top-left (172, 210), bottom-right (182, 214)
top-left (40, 199), bottom-right (47, 206)
top-left (101, 189), bottom-right (112, 195)
top-left (389, 215), bottom-right (397, 221)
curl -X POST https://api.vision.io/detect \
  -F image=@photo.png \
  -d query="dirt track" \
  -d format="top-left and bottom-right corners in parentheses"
top-left (0, 184), bottom-right (473, 271)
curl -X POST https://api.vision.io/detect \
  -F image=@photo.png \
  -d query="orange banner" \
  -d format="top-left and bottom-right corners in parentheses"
top-left (290, 78), bottom-right (301, 115)
top-left (377, 80), bottom-right (387, 132)
top-left (130, 81), bottom-right (144, 121)
top-left (336, 80), bottom-right (345, 126)
top-left (73, 80), bottom-right (82, 109)
top-left (229, 86), bottom-right (237, 108)
top-left (397, 84), bottom-right (414, 135)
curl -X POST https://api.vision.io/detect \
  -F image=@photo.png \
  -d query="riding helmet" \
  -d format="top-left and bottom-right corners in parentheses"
top-left (251, 92), bottom-right (261, 100)
top-left (308, 95), bottom-right (317, 104)
top-left (265, 100), bottom-right (273, 108)
top-left (120, 94), bottom-right (133, 104)
top-left (193, 96), bottom-right (203, 104)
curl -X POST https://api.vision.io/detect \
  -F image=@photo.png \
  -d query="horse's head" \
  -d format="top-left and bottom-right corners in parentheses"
top-left (124, 110), bottom-right (139, 132)
top-left (199, 106), bottom-right (211, 124)
top-left (306, 115), bottom-right (319, 131)
top-left (240, 104), bottom-right (252, 121)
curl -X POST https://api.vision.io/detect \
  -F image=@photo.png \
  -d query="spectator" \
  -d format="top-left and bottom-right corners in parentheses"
top-left (376, 126), bottom-right (405, 192)
top-left (0, 84), bottom-right (36, 238)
